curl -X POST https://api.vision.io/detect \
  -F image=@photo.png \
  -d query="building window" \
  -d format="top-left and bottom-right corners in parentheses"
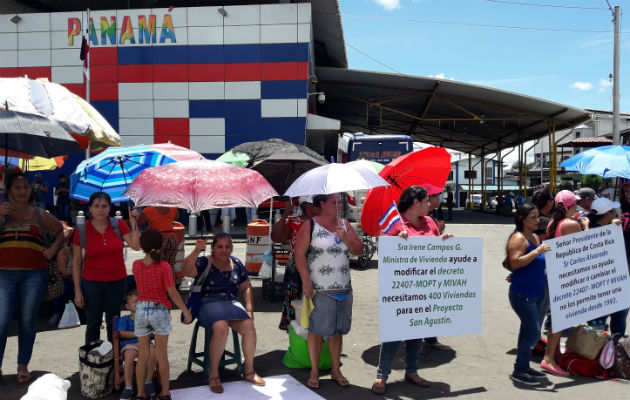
top-left (575, 131), bottom-right (581, 138)
top-left (448, 171), bottom-right (453, 181)
top-left (464, 170), bottom-right (477, 179)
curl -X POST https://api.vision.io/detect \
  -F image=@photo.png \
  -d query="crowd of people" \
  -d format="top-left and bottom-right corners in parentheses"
top-left (0, 169), bottom-right (628, 399)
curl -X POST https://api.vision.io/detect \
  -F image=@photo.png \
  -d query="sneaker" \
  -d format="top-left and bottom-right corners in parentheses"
top-left (144, 381), bottom-right (156, 397)
top-left (510, 373), bottom-right (539, 386)
top-left (120, 387), bottom-right (134, 400)
top-left (526, 368), bottom-right (546, 379)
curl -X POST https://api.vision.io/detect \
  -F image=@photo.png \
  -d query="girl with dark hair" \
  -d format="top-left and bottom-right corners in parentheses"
top-left (0, 172), bottom-right (64, 383)
top-left (372, 186), bottom-right (453, 395)
top-left (72, 191), bottom-right (141, 346)
top-left (505, 205), bottom-right (551, 385)
top-left (541, 190), bottom-right (583, 377)
top-left (181, 233), bottom-right (265, 393)
top-left (133, 228), bottom-right (192, 400)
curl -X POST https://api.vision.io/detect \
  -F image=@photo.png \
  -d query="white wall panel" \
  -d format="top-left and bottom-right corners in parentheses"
top-left (120, 135), bottom-right (153, 146)
top-left (261, 99), bottom-right (298, 118)
top-left (297, 99), bottom-right (307, 117)
top-left (52, 49), bottom-right (83, 66)
top-left (190, 135), bottom-right (225, 153)
top-left (150, 8), bottom-right (187, 27)
top-left (0, 15), bottom-right (18, 33)
top-left (18, 50), bottom-right (50, 67)
top-left (51, 12), bottom-right (80, 31)
top-left (51, 31), bottom-right (79, 49)
top-left (224, 25), bottom-right (259, 45)
top-left (51, 66), bottom-right (83, 83)
top-left (297, 24), bottom-right (311, 43)
top-left (187, 27), bottom-right (223, 45)
top-left (225, 81), bottom-right (260, 100)
top-left (190, 118), bottom-right (225, 135)
top-left (223, 5), bottom-right (260, 26)
top-left (261, 4), bottom-right (297, 24)
top-left (154, 100), bottom-right (189, 118)
top-left (119, 100), bottom-right (154, 118)
top-left (261, 25), bottom-right (297, 44)
top-left (17, 32), bottom-right (51, 50)
top-left (17, 13), bottom-right (50, 32)
top-left (189, 82), bottom-right (224, 100)
top-left (119, 118), bottom-right (154, 135)
top-left (0, 51), bottom-right (18, 68)
top-left (188, 6), bottom-right (223, 27)
top-left (0, 33), bottom-right (17, 50)
top-left (153, 82), bottom-right (188, 99)
top-left (297, 3), bottom-right (312, 24)
top-left (118, 83), bottom-right (153, 100)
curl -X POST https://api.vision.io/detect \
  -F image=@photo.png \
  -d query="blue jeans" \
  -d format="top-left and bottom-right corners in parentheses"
top-left (376, 339), bottom-right (421, 380)
top-left (81, 278), bottom-right (127, 345)
top-left (509, 291), bottom-right (545, 374)
top-left (0, 268), bottom-right (48, 369)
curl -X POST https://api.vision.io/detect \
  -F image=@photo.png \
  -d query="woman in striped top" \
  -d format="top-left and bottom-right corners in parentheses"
top-left (0, 172), bottom-right (64, 384)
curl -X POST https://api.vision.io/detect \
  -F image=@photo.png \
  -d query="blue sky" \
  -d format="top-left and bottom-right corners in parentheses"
top-left (338, 0), bottom-right (629, 112)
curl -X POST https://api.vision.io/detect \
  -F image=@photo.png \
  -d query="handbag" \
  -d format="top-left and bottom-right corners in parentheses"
top-left (42, 259), bottom-right (64, 301)
top-left (565, 324), bottom-right (609, 360)
top-left (181, 260), bottom-right (211, 323)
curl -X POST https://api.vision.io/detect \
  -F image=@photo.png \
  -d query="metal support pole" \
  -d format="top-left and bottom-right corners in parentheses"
top-left (612, 5), bottom-right (620, 145)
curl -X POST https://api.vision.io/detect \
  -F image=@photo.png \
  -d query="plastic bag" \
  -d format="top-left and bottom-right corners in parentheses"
top-left (259, 260), bottom-right (272, 280)
top-left (300, 296), bottom-right (315, 330)
top-left (282, 322), bottom-right (332, 369)
top-left (20, 373), bottom-right (71, 400)
top-left (58, 301), bottom-right (81, 329)
top-left (262, 248), bottom-right (273, 265)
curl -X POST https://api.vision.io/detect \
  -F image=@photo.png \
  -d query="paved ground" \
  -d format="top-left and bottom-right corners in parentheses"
top-left (2, 209), bottom-right (629, 399)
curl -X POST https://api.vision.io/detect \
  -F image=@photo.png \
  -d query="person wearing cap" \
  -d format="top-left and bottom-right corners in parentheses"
top-left (30, 172), bottom-right (49, 211)
top-left (573, 187), bottom-right (597, 223)
top-left (271, 196), bottom-right (321, 331)
top-left (585, 198), bottom-right (628, 335)
top-left (542, 190), bottom-right (584, 377)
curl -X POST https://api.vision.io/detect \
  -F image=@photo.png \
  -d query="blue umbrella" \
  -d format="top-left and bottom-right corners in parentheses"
top-left (560, 145), bottom-right (630, 179)
top-left (70, 145), bottom-right (176, 203)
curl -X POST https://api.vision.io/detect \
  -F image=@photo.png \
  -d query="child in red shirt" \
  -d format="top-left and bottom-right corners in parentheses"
top-left (133, 228), bottom-right (192, 400)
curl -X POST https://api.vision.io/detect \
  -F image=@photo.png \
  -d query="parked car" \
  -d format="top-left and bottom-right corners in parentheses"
top-left (488, 196), bottom-right (498, 209)
top-left (344, 190), bottom-right (367, 222)
top-left (467, 194), bottom-right (482, 208)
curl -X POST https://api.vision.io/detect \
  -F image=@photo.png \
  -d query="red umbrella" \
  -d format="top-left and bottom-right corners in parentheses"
top-left (123, 159), bottom-right (278, 213)
top-left (361, 147), bottom-right (451, 236)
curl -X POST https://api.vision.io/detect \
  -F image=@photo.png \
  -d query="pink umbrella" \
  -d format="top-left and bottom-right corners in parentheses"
top-left (123, 159), bottom-right (278, 212)
top-left (148, 142), bottom-right (205, 161)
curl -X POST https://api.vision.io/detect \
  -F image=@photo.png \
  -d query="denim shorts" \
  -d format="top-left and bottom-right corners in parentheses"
top-left (308, 291), bottom-right (353, 337)
top-left (134, 301), bottom-right (172, 337)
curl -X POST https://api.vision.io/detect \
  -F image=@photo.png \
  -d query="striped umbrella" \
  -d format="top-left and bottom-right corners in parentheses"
top-left (70, 143), bottom-right (204, 203)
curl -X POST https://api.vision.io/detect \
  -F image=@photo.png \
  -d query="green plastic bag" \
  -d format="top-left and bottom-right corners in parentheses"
top-left (282, 324), bottom-right (332, 369)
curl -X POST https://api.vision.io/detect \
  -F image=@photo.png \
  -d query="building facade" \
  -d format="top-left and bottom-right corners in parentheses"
top-left (0, 4), bottom-right (313, 157)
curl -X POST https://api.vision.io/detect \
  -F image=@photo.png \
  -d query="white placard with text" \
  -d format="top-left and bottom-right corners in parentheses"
top-left (545, 224), bottom-right (630, 332)
top-left (378, 236), bottom-right (483, 343)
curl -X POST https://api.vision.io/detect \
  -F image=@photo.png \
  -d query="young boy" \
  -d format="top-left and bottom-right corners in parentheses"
top-left (116, 290), bottom-right (158, 400)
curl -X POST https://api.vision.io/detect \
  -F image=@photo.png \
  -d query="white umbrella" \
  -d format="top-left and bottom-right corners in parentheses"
top-left (283, 161), bottom-right (390, 197)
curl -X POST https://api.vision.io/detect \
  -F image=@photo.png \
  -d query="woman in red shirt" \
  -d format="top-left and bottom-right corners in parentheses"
top-left (72, 192), bottom-right (141, 345)
top-left (371, 186), bottom-right (453, 395)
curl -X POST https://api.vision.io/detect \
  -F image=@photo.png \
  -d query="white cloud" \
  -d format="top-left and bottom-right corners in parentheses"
top-left (571, 81), bottom-right (594, 91)
top-left (598, 88), bottom-right (606, 93)
top-left (429, 72), bottom-right (455, 80)
top-left (373, 0), bottom-right (401, 11)
top-left (599, 78), bottom-right (612, 88)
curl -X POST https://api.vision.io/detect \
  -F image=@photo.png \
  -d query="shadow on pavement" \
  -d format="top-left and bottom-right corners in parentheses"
top-left (361, 343), bottom-right (456, 370)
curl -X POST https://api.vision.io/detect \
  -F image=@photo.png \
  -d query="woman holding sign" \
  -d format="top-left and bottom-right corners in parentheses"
top-left (506, 204), bottom-right (551, 385)
top-left (294, 193), bottom-right (363, 390)
top-left (371, 186), bottom-right (452, 395)
top-left (543, 190), bottom-right (583, 376)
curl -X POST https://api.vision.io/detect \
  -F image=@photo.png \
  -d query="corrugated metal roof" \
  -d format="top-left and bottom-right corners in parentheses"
top-left (558, 136), bottom-right (613, 147)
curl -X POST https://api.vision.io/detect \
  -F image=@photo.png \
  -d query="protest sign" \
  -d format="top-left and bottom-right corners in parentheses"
top-left (378, 236), bottom-right (482, 343)
top-left (545, 224), bottom-right (630, 332)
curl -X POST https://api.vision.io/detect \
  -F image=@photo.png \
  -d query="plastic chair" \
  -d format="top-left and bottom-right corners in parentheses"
top-left (186, 320), bottom-right (243, 382)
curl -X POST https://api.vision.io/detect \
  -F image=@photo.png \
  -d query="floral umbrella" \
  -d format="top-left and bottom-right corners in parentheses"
top-left (124, 159), bottom-right (278, 213)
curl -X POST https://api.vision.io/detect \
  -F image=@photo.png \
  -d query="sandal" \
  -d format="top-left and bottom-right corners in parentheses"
top-left (371, 380), bottom-right (386, 395)
top-left (307, 378), bottom-right (320, 389)
top-left (17, 368), bottom-right (32, 384)
top-left (331, 376), bottom-right (350, 388)
top-left (243, 371), bottom-right (265, 386)
top-left (157, 395), bottom-right (172, 400)
top-left (209, 376), bottom-right (223, 394)
top-left (404, 374), bottom-right (431, 388)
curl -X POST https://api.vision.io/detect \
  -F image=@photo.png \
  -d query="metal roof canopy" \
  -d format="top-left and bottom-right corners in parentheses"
top-left (315, 67), bottom-right (591, 156)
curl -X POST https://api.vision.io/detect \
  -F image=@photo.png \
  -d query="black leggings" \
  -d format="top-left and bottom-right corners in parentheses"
top-left (81, 278), bottom-right (126, 345)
